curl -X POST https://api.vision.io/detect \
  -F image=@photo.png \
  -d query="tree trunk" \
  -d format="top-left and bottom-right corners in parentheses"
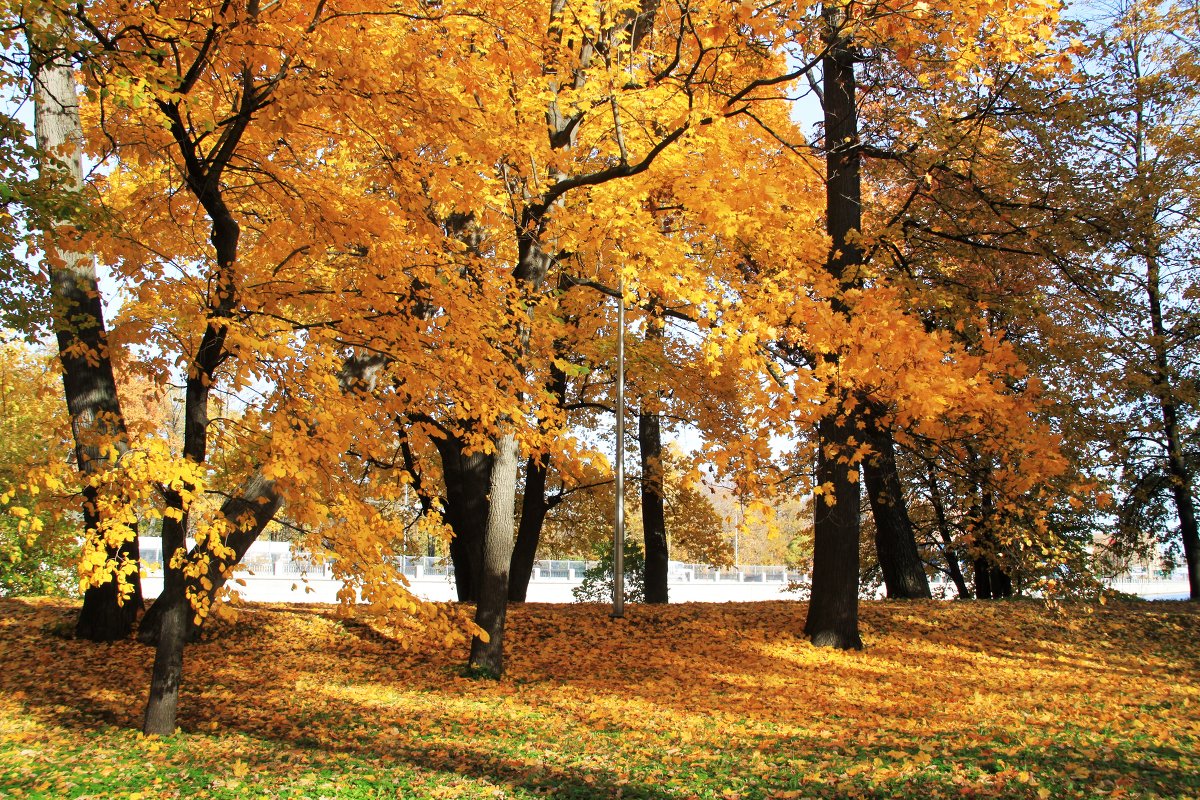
top-left (31, 27), bottom-right (143, 641)
top-left (639, 408), bottom-right (669, 603)
top-left (974, 554), bottom-right (994, 600)
top-left (138, 471), bottom-right (281, 644)
top-left (469, 432), bottom-right (519, 677)
top-left (434, 433), bottom-right (492, 602)
top-left (509, 456), bottom-right (550, 602)
top-left (509, 362), bottom-right (568, 601)
top-left (804, 7), bottom-right (864, 650)
top-left (990, 564), bottom-right (1014, 598)
top-left (142, 510), bottom-right (187, 735)
top-left (863, 412), bottom-right (931, 599)
top-left (1145, 251), bottom-right (1200, 599)
top-left (927, 470), bottom-right (970, 599)
top-left (141, 125), bottom-right (239, 733)
top-left (139, 351), bottom-right (385, 641)
top-left (805, 413), bottom-right (864, 649)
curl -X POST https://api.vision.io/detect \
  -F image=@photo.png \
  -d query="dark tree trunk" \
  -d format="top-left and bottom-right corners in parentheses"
top-left (863, 411), bottom-right (930, 599)
top-left (639, 408), bottom-right (669, 603)
top-left (138, 471), bottom-right (281, 644)
top-left (509, 456), bottom-right (550, 602)
top-left (990, 564), bottom-right (1014, 598)
top-left (974, 555), bottom-right (994, 600)
top-left (142, 510), bottom-right (188, 736)
top-left (434, 433), bottom-right (492, 602)
top-left (32, 23), bottom-right (143, 641)
top-left (141, 122), bottom-right (240, 732)
top-left (804, 7), bottom-right (864, 650)
top-left (509, 362), bottom-right (567, 602)
top-left (805, 413), bottom-right (864, 649)
top-left (927, 471), bottom-right (971, 599)
top-left (1145, 251), bottom-right (1200, 599)
top-left (469, 432), bottom-right (519, 677)
top-left (140, 351), bottom-right (385, 641)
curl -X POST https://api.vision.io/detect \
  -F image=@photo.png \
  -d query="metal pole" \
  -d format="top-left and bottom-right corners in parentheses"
top-left (613, 275), bottom-right (626, 618)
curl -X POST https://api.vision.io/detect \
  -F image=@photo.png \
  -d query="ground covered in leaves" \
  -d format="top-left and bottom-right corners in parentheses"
top-left (0, 598), bottom-right (1197, 799)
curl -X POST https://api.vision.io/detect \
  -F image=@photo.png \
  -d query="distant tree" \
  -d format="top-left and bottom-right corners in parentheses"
top-left (0, 338), bottom-right (76, 597)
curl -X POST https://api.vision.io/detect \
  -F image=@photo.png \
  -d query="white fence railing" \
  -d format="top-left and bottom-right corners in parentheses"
top-left (136, 538), bottom-right (1192, 602)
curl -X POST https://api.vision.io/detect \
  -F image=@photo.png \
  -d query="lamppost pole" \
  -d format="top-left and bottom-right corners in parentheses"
top-left (613, 274), bottom-right (626, 619)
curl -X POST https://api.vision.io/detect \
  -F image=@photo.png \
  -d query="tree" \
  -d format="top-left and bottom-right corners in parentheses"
top-left (1061, 0), bottom-right (1200, 599)
top-left (27, 9), bottom-right (144, 640)
top-left (0, 338), bottom-right (76, 597)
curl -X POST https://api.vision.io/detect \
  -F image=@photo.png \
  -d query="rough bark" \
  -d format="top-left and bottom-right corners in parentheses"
top-left (639, 408), bottom-right (669, 603)
top-left (508, 456), bottom-right (550, 602)
top-left (803, 8), bottom-right (864, 650)
top-left (32, 22), bottom-right (144, 641)
top-left (805, 414), bottom-right (864, 649)
top-left (509, 362), bottom-right (568, 602)
top-left (468, 432), bottom-right (520, 677)
top-left (433, 433), bottom-right (492, 602)
top-left (863, 411), bottom-right (931, 599)
top-left (142, 509), bottom-right (188, 735)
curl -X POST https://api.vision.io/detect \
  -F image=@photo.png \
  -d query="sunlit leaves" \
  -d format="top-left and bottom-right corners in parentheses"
top-left (0, 597), bottom-right (1197, 798)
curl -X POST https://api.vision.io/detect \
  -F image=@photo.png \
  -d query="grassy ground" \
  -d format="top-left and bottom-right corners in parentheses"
top-left (0, 597), bottom-right (1196, 799)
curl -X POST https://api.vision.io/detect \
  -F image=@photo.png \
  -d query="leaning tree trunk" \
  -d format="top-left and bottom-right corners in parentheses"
top-left (863, 411), bottom-right (931, 599)
top-left (139, 351), bottom-right (387, 642)
top-left (138, 470), bottom-right (281, 644)
top-left (803, 7), bottom-right (864, 650)
top-left (434, 433), bottom-right (492, 602)
top-left (32, 26), bottom-right (142, 641)
top-left (509, 456), bottom-right (551, 602)
top-left (469, 431), bottom-right (520, 676)
top-left (639, 408), bottom-right (669, 603)
top-left (509, 362), bottom-right (568, 601)
top-left (927, 470), bottom-right (971, 599)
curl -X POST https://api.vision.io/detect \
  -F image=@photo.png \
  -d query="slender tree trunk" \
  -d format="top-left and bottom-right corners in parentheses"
top-left (509, 456), bottom-right (550, 602)
top-left (139, 351), bottom-right (386, 641)
top-left (434, 433), bottom-right (492, 602)
top-left (639, 408), bottom-right (669, 603)
top-left (863, 411), bottom-right (930, 599)
top-left (142, 510), bottom-right (187, 735)
top-left (509, 362), bottom-right (568, 601)
top-left (1145, 251), bottom-right (1200, 599)
top-left (804, 8), bottom-right (864, 649)
top-left (927, 470), bottom-right (970, 599)
top-left (138, 471), bottom-right (281, 643)
top-left (142, 159), bottom-right (239, 734)
top-left (469, 432), bottom-right (519, 676)
top-left (31, 27), bottom-right (143, 640)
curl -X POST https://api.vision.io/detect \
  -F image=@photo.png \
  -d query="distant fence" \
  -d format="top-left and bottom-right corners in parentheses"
top-left (137, 538), bottom-right (805, 585)
top-left (136, 538), bottom-right (1192, 602)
